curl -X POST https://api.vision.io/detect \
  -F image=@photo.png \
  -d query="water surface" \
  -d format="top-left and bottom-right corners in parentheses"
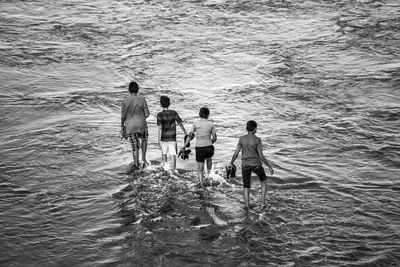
top-left (1, 0), bottom-right (399, 266)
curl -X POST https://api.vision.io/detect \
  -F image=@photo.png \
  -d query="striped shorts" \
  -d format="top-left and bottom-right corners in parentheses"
top-left (128, 130), bottom-right (148, 151)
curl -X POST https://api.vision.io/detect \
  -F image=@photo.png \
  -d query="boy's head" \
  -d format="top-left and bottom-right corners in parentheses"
top-left (246, 120), bottom-right (257, 132)
top-left (199, 107), bottom-right (210, 119)
top-left (160, 96), bottom-right (170, 108)
top-left (129, 81), bottom-right (139, 94)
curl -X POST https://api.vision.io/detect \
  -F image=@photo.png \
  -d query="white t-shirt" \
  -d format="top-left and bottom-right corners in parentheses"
top-left (189, 118), bottom-right (216, 147)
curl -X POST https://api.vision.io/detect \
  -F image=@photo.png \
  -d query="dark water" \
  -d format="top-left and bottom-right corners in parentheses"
top-left (1, 0), bottom-right (399, 266)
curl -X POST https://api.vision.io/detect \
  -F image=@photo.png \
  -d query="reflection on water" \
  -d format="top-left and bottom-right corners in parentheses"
top-left (1, 0), bottom-right (399, 266)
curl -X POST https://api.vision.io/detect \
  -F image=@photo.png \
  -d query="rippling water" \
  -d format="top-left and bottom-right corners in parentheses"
top-left (1, 0), bottom-right (399, 266)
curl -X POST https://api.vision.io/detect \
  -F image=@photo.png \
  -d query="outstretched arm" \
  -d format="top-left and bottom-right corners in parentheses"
top-left (230, 141), bottom-right (242, 166)
top-left (257, 142), bottom-right (274, 175)
top-left (143, 99), bottom-right (150, 118)
top-left (211, 123), bottom-right (217, 144)
top-left (179, 123), bottom-right (188, 136)
top-left (121, 101), bottom-right (127, 140)
top-left (181, 124), bottom-right (194, 150)
top-left (211, 132), bottom-right (217, 144)
top-left (181, 132), bottom-right (194, 149)
top-left (157, 126), bottom-right (162, 147)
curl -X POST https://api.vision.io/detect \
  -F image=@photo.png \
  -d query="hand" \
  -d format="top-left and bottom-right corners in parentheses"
top-left (121, 128), bottom-right (127, 140)
top-left (268, 166), bottom-right (274, 175)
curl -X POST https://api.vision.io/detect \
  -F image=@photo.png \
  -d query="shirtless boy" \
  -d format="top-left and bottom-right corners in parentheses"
top-left (230, 120), bottom-right (274, 210)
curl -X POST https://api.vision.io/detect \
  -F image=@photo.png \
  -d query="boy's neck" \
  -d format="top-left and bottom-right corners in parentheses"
top-left (247, 131), bottom-right (256, 135)
top-left (163, 107), bottom-right (169, 110)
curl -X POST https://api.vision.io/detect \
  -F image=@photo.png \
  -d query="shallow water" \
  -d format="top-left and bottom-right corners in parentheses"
top-left (1, 0), bottom-right (400, 266)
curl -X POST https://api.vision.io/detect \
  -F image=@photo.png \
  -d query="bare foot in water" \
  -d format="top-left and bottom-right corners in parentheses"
top-left (127, 164), bottom-right (139, 174)
top-left (141, 161), bottom-right (149, 169)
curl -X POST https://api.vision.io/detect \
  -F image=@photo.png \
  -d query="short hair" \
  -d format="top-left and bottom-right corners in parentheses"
top-left (129, 81), bottom-right (139, 94)
top-left (199, 107), bottom-right (210, 119)
top-left (160, 95), bottom-right (170, 108)
top-left (246, 120), bottom-right (257, 131)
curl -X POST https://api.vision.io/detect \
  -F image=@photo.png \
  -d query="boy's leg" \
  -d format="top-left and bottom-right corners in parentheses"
top-left (141, 136), bottom-right (148, 165)
top-left (133, 150), bottom-right (139, 168)
top-left (195, 147), bottom-right (206, 187)
top-left (206, 157), bottom-right (212, 175)
top-left (197, 162), bottom-right (205, 187)
top-left (170, 155), bottom-right (176, 170)
top-left (242, 166), bottom-right (252, 209)
top-left (243, 188), bottom-right (250, 210)
top-left (254, 166), bottom-right (268, 208)
top-left (160, 141), bottom-right (167, 170)
top-left (261, 180), bottom-right (267, 207)
top-left (129, 133), bottom-right (140, 168)
top-left (171, 141), bottom-right (177, 170)
top-left (161, 153), bottom-right (168, 170)
top-left (205, 145), bottom-right (214, 176)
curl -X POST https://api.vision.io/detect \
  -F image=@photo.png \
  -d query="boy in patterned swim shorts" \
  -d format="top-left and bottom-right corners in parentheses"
top-left (121, 81), bottom-right (150, 171)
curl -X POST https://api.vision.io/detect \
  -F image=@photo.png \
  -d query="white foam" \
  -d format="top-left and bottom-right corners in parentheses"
top-left (208, 163), bottom-right (233, 188)
top-left (206, 207), bottom-right (228, 226)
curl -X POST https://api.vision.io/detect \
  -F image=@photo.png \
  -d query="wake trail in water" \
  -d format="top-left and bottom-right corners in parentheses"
top-left (110, 161), bottom-right (301, 265)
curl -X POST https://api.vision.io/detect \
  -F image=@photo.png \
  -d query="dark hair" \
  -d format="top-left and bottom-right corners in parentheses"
top-left (246, 120), bottom-right (257, 132)
top-left (199, 107), bottom-right (210, 119)
top-left (160, 95), bottom-right (170, 108)
top-left (129, 81), bottom-right (139, 94)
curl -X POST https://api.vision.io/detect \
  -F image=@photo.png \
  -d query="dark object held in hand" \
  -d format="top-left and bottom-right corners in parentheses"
top-left (226, 164), bottom-right (236, 179)
top-left (178, 148), bottom-right (191, 160)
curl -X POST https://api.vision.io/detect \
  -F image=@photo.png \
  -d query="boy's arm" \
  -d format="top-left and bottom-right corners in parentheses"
top-left (179, 124), bottom-right (188, 136)
top-left (144, 99), bottom-right (150, 118)
top-left (181, 132), bottom-right (194, 149)
top-left (157, 113), bottom-right (162, 147)
top-left (121, 100), bottom-right (126, 127)
top-left (230, 140), bottom-right (242, 166)
top-left (157, 126), bottom-right (162, 147)
top-left (211, 132), bottom-right (217, 144)
top-left (175, 112), bottom-right (187, 135)
top-left (120, 100), bottom-right (127, 140)
top-left (181, 124), bottom-right (194, 150)
top-left (257, 141), bottom-right (274, 175)
top-left (211, 124), bottom-right (217, 144)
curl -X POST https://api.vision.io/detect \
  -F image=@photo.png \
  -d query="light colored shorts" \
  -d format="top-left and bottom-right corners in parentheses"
top-left (160, 141), bottom-right (177, 156)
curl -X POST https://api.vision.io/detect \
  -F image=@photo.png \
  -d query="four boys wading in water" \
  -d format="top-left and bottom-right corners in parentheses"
top-left (121, 81), bottom-right (274, 210)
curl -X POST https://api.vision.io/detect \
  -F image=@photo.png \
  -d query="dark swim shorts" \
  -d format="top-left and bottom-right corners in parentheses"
top-left (195, 145), bottom-right (214, 162)
top-left (128, 130), bottom-right (148, 151)
top-left (242, 165), bottom-right (267, 189)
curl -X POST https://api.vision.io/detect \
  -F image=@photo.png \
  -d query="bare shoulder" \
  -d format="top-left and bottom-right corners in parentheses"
top-left (254, 135), bottom-right (263, 146)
